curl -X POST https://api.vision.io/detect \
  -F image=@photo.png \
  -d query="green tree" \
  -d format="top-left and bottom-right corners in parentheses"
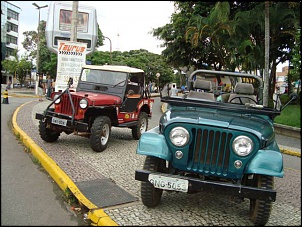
top-left (1, 58), bottom-right (18, 80)
top-left (16, 59), bottom-right (32, 85)
top-left (152, 2), bottom-right (216, 71)
top-left (1, 49), bottom-right (32, 85)
top-left (288, 27), bottom-right (301, 94)
top-left (153, 1), bottom-right (299, 98)
top-left (185, 2), bottom-right (234, 71)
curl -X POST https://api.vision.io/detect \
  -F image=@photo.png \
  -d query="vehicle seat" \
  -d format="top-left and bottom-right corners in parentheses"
top-left (126, 84), bottom-right (141, 95)
top-left (228, 83), bottom-right (257, 104)
top-left (127, 89), bottom-right (141, 98)
top-left (187, 79), bottom-right (215, 101)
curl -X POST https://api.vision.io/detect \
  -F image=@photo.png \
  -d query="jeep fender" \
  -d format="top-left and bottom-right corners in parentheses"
top-left (245, 150), bottom-right (284, 178)
top-left (136, 126), bottom-right (172, 161)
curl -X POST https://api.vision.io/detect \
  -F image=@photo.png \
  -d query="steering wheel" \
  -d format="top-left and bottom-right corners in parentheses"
top-left (228, 96), bottom-right (257, 105)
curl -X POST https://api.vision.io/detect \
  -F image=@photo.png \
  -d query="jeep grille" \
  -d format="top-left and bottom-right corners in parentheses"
top-left (188, 128), bottom-right (233, 175)
top-left (59, 94), bottom-right (81, 116)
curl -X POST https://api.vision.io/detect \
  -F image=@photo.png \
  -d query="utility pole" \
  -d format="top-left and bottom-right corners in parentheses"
top-left (70, 1), bottom-right (78, 42)
top-left (32, 3), bottom-right (48, 74)
top-left (263, 1), bottom-right (270, 107)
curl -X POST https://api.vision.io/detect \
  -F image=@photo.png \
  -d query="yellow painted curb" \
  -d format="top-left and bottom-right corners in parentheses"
top-left (12, 101), bottom-right (118, 226)
top-left (280, 148), bottom-right (301, 157)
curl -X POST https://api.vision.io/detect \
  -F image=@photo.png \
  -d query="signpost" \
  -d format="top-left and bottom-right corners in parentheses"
top-left (45, 1), bottom-right (98, 91)
top-left (55, 40), bottom-right (87, 91)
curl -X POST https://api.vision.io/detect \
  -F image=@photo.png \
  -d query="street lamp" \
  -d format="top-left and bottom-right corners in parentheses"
top-left (32, 3), bottom-right (48, 75)
top-left (103, 36), bottom-right (112, 65)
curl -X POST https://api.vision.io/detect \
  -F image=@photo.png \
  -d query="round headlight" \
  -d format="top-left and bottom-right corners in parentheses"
top-left (169, 127), bottom-right (189, 147)
top-left (79, 98), bottom-right (88, 109)
top-left (232, 136), bottom-right (253, 156)
top-left (53, 94), bottom-right (61, 104)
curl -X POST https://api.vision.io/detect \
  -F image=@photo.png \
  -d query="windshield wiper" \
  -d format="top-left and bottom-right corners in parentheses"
top-left (112, 80), bottom-right (126, 87)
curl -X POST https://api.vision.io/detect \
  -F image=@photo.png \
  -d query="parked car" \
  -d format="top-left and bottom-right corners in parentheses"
top-left (35, 65), bottom-right (155, 153)
top-left (135, 69), bottom-right (298, 226)
top-left (27, 82), bottom-right (36, 89)
top-left (13, 83), bottom-right (25, 88)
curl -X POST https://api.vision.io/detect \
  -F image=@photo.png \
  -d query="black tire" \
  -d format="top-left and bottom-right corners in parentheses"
top-left (132, 112), bottom-right (148, 140)
top-left (249, 174), bottom-right (274, 226)
top-left (39, 120), bottom-right (60, 142)
top-left (90, 116), bottom-right (111, 152)
top-left (141, 156), bottom-right (166, 208)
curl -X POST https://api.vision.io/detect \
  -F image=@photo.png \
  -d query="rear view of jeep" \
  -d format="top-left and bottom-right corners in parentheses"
top-left (135, 69), bottom-right (297, 226)
top-left (36, 65), bottom-right (154, 152)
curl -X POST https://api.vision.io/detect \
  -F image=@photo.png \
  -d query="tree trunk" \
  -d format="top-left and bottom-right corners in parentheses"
top-left (269, 61), bottom-right (277, 98)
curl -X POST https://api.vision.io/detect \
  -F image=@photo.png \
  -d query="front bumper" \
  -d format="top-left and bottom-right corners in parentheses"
top-left (135, 170), bottom-right (276, 202)
top-left (35, 112), bottom-right (89, 132)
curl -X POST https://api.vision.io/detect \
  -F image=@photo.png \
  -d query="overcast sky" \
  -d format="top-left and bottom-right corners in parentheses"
top-left (8, 1), bottom-right (287, 71)
top-left (9, 1), bottom-right (175, 55)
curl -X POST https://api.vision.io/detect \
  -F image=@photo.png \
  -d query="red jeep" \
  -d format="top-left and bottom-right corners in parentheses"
top-left (35, 65), bottom-right (154, 152)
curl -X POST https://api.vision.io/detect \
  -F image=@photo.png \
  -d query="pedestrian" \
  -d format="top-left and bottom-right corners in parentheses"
top-left (38, 75), bottom-right (44, 101)
top-left (46, 75), bottom-right (52, 99)
top-left (148, 82), bottom-right (153, 93)
top-left (181, 85), bottom-right (185, 93)
top-left (171, 84), bottom-right (178, 96)
top-left (6, 80), bottom-right (11, 89)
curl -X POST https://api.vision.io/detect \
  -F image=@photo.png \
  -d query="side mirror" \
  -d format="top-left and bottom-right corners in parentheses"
top-left (280, 92), bottom-right (298, 111)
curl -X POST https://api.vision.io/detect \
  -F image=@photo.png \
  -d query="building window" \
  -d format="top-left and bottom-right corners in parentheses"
top-left (6, 47), bottom-right (16, 57)
top-left (7, 9), bottom-right (19, 20)
top-left (6, 22), bottom-right (18, 33)
top-left (6, 35), bottom-right (18, 45)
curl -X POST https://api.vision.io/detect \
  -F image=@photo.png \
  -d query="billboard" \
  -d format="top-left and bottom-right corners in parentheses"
top-left (45, 1), bottom-right (98, 55)
top-left (55, 40), bottom-right (87, 92)
top-left (59, 9), bottom-right (89, 33)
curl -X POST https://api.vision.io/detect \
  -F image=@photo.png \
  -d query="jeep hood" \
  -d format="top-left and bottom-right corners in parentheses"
top-left (161, 108), bottom-right (275, 142)
top-left (72, 91), bottom-right (122, 105)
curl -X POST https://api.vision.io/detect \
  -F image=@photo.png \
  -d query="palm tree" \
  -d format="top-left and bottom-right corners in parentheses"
top-left (185, 2), bottom-right (234, 70)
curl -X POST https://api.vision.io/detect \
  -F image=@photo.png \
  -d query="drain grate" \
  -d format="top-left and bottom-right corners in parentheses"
top-left (76, 178), bottom-right (138, 208)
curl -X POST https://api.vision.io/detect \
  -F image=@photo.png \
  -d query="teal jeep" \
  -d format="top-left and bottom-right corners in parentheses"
top-left (135, 69), bottom-right (297, 226)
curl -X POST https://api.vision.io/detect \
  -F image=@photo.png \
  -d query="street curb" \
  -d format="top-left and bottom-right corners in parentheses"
top-left (280, 148), bottom-right (301, 157)
top-left (274, 123), bottom-right (301, 139)
top-left (9, 94), bottom-right (38, 98)
top-left (12, 101), bottom-right (118, 226)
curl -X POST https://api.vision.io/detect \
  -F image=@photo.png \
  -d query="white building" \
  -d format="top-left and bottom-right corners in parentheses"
top-left (1, 1), bottom-right (21, 86)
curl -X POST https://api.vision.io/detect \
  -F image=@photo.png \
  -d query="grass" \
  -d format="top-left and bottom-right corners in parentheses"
top-left (274, 104), bottom-right (301, 128)
top-left (270, 93), bottom-right (301, 128)
top-left (64, 187), bottom-right (78, 205)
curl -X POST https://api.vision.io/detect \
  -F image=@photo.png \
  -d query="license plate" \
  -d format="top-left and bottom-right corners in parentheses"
top-left (148, 174), bottom-right (188, 192)
top-left (51, 117), bottom-right (67, 126)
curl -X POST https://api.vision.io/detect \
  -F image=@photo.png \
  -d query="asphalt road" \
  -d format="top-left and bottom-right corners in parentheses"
top-left (1, 97), bottom-right (89, 226)
top-left (1, 94), bottom-right (301, 226)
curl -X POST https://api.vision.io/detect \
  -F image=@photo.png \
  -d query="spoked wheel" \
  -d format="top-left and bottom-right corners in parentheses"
top-left (141, 156), bottom-right (166, 207)
top-left (90, 116), bottom-right (111, 152)
top-left (132, 112), bottom-right (148, 140)
top-left (249, 174), bottom-right (274, 226)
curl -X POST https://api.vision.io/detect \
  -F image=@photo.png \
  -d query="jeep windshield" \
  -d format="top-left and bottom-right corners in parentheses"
top-left (81, 68), bottom-right (127, 86)
top-left (161, 69), bottom-right (282, 119)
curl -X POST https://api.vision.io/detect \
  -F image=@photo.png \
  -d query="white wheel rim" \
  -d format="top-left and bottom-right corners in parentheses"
top-left (101, 124), bottom-right (110, 145)
top-left (140, 118), bottom-right (147, 133)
